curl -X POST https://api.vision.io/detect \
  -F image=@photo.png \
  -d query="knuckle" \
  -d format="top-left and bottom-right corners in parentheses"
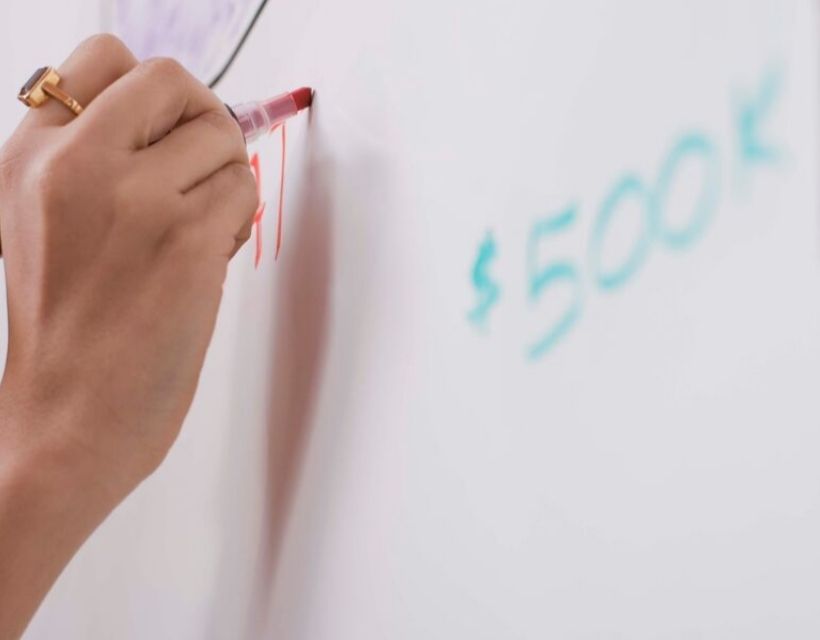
top-left (199, 109), bottom-right (242, 140)
top-left (241, 175), bottom-right (260, 214)
top-left (227, 160), bottom-right (253, 184)
top-left (228, 163), bottom-right (259, 211)
top-left (30, 143), bottom-right (78, 206)
top-left (141, 56), bottom-right (188, 83)
top-left (236, 222), bottom-right (253, 243)
top-left (77, 33), bottom-right (133, 62)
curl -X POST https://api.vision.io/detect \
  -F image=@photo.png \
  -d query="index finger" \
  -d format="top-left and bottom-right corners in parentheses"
top-left (81, 57), bottom-right (239, 150)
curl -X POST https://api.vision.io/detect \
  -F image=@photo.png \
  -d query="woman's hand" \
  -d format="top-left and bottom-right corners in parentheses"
top-left (0, 34), bottom-right (257, 638)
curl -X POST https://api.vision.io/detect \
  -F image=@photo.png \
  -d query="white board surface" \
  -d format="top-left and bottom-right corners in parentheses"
top-left (1, 1), bottom-right (820, 638)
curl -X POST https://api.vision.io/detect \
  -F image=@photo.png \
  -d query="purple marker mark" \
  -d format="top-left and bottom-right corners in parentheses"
top-left (109, 0), bottom-right (265, 83)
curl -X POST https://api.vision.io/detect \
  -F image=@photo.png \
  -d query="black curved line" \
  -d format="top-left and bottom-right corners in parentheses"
top-left (208, 0), bottom-right (271, 89)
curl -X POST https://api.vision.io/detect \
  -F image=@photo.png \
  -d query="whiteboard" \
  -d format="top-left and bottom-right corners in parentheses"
top-left (2, 1), bottom-right (820, 638)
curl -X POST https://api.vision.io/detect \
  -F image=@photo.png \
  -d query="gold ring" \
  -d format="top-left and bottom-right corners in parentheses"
top-left (18, 67), bottom-right (84, 117)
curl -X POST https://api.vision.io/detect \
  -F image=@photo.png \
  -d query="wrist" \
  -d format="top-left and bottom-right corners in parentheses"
top-left (0, 381), bottom-right (124, 523)
top-left (0, 385), bottom-right (122, 639)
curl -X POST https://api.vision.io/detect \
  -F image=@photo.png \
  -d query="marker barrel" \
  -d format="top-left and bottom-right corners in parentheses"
top-left (230, 93), bottom-right (298, 143)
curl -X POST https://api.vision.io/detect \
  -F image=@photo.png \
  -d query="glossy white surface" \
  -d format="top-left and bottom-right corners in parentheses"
top-left (1, 1), bottom-right (819, 638)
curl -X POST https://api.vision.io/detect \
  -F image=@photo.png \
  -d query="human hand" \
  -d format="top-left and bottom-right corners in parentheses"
top-left (0, 34), bottom-right (258, 638)
top-left (0, 34), bottom-right (257, 501)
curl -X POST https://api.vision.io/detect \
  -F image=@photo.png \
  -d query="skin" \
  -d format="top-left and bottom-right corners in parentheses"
top-left (0, 35), bottom-right (258, 639)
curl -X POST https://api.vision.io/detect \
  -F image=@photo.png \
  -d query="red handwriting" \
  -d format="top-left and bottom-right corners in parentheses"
top-left (249, 152), bottom-right (266, 267)
top-left (248, 122), bottom-right (288, 267)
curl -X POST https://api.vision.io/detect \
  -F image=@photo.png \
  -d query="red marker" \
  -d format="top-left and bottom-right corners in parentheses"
top-left (228, 87), bottom-right (313, 143)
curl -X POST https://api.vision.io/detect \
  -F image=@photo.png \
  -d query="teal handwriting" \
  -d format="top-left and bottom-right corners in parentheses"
top-left (468, 67), bottom-right (784, 360)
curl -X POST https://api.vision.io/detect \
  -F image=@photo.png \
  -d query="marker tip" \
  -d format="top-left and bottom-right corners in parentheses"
top-left (291, 87), bottom-right (313, 111)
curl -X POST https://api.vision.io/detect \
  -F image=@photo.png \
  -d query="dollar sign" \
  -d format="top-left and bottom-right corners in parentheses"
top-left (468, 231), bottom-right (501, 329)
